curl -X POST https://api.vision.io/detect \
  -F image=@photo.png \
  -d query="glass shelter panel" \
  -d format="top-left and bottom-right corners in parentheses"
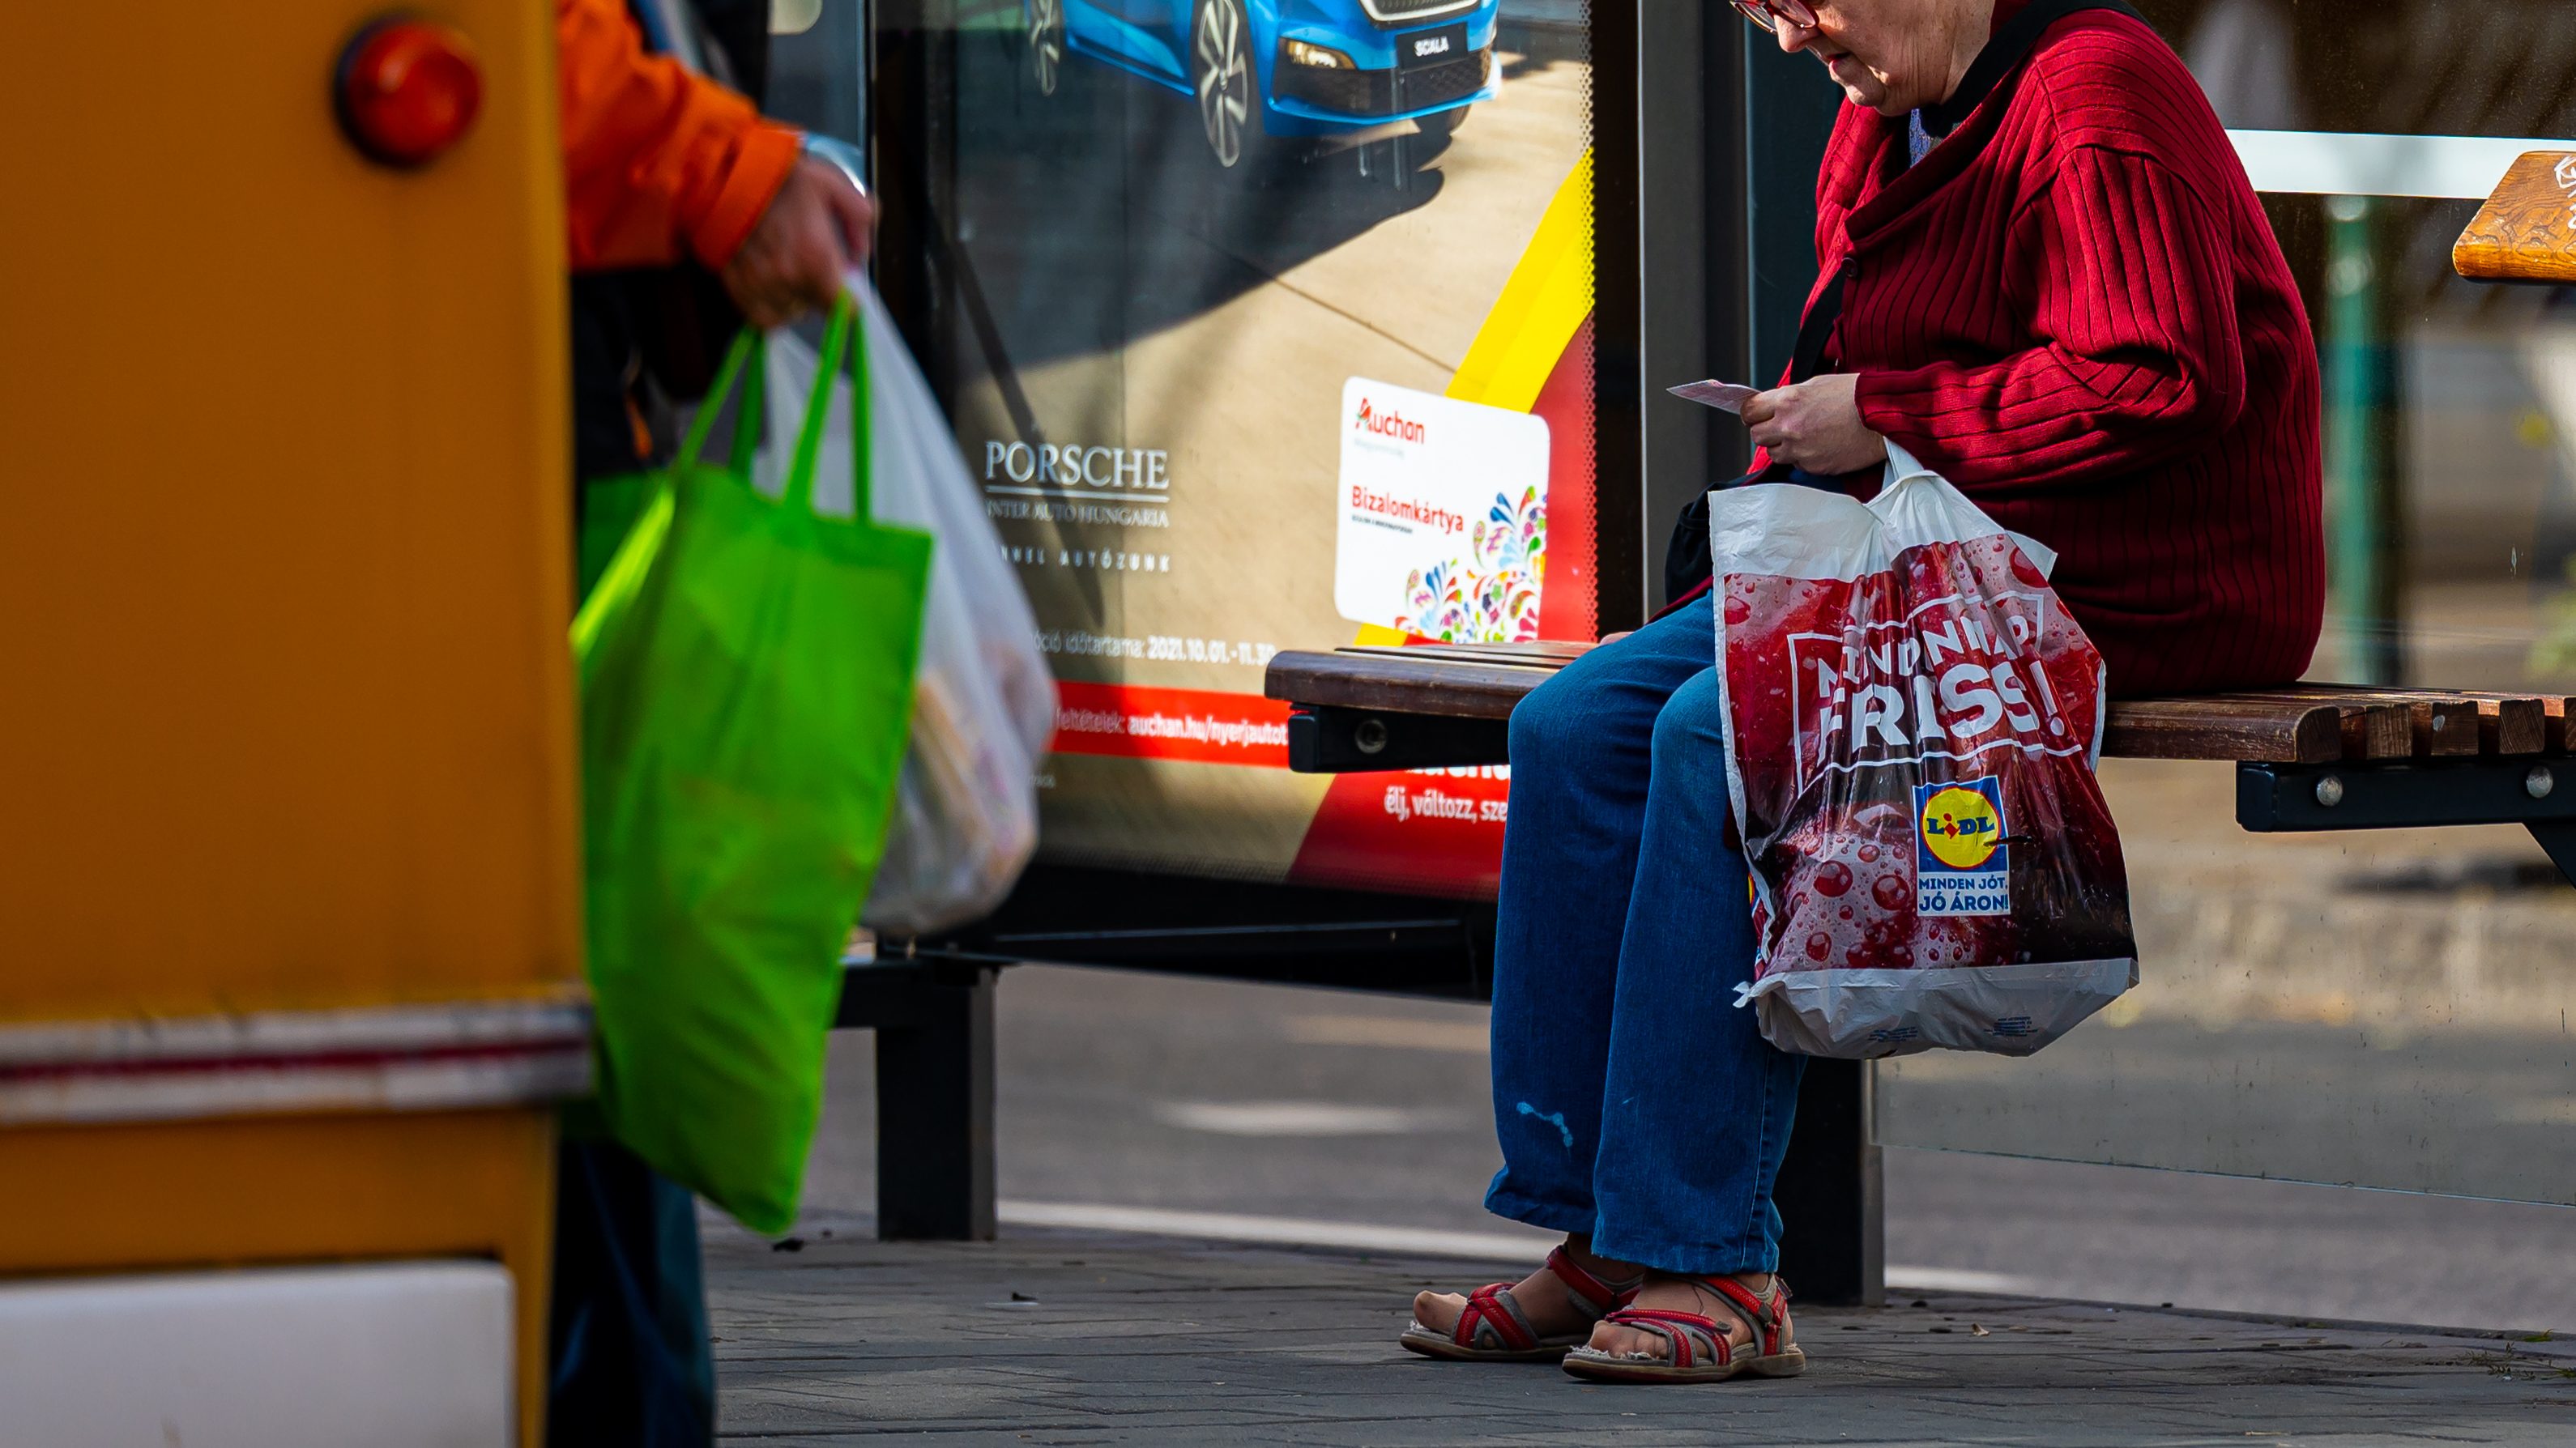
top-left (880, 0), bottom-right (1606, 898)
top-left (1874, 0), bottom-right (2576, 1207)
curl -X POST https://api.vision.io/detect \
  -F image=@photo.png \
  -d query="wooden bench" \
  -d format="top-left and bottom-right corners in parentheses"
top-left (1265, 643), bottom-right (2576, 867)
top-left (2454, 151), bottom-right (2576, 286)
top-left (1258, 642), bottom-right (2576, 1307)
top-left (835, 649), bottom-right (2576, 1302)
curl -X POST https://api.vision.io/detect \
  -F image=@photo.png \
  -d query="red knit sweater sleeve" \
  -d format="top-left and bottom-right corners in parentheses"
top-left (1852, 143), bottom-right (2247, 492)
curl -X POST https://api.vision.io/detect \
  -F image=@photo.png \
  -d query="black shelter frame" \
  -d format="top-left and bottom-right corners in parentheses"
top-left (847, 2), bottom-right (1880, 1302)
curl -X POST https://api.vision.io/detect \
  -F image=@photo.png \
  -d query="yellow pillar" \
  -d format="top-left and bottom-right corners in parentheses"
top-left (0, 4), bottom-right (579, 1442)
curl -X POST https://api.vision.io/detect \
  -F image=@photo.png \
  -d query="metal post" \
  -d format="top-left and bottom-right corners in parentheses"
top-left (1770, 1058), bottom-right (1884, 1306)
top-left (840, 962), bottom-right (998, 1241)
top-left (2323, 195), bottom-right (2400, 684)
top-left (1637, 0), bottom-right (1713, 618)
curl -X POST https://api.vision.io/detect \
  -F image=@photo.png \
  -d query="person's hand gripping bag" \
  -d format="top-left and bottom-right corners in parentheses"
top-left (1715, 443), bottom-right (2136, 1058)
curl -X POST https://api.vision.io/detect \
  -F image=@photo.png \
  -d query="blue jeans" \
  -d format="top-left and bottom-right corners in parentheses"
top-left (1483, 593), bottom-right (1806, 1274)
top-left (548, 1136), bottom-right (714, 1448)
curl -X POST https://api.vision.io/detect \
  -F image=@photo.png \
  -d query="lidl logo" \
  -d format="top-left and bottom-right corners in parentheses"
top-left (1913, 776), bottom-right (2008, 918)
top-left (1918, 783), bottom-right (2003, 870)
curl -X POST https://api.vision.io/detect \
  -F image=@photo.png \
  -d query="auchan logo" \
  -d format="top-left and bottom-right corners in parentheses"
top-left (1353, 398), bottom-right (1427, 444)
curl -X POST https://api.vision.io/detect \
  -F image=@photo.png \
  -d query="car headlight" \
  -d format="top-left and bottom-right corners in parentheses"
top-left (1283, 38), bottom-right (1354, 69)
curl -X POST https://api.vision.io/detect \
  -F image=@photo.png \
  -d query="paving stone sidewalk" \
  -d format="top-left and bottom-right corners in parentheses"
top-left (706, 1225), bottom-right (2576, 1445)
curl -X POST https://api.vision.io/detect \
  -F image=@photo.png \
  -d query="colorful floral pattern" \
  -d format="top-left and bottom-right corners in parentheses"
top-left (1394, 486), bottom-right (1546, 641)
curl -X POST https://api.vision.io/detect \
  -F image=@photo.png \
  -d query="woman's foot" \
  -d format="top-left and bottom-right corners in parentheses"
top-left (1585, 1272), bottom-right (1782, 1359)
top-left (1399, 1237), bottom-right (1645, 1361)
top-left (1560, 1271), bottom-right (1805, 1383)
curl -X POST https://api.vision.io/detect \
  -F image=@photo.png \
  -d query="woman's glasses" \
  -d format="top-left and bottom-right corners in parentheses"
top-left (1731, 0), bottom-right (1820, 32)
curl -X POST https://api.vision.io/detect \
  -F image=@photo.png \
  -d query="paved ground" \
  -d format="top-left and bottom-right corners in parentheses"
top-left (706, 1226), bottom-right (2576, 1445)
top-left (774, 718), bottom-right (2576, 1448)
top-left (800, 956), bottom-right (2576, 1333)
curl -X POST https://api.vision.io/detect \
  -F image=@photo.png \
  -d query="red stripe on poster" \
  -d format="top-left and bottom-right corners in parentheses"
top-left (1287, 765), bottom-right (1508, 900)
top-left (1051, 683), bottom-right (1292, 767)
top-left (1532, 313), bottom-right (1599, 645)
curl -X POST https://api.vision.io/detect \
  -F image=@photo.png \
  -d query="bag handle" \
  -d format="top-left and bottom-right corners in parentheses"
top-left (782, 292), bottom-right (873, 518)
top-left (674, 329), bottom-right (769, 474)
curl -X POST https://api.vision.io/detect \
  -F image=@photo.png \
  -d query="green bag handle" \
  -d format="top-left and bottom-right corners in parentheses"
top-left (783, 294), bottom-right (873, 519)
top-left (674, 330), bottom-right (768, 475)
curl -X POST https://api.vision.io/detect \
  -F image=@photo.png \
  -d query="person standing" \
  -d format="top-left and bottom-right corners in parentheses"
top-left (550, 2), bottom-right (874, 1441)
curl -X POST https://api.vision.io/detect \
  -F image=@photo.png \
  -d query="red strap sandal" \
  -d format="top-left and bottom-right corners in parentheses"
top-left (1559, 1274), bottom-right (1806, 1383)
top-left (1397, 1246), bottom-right (1645, 1362)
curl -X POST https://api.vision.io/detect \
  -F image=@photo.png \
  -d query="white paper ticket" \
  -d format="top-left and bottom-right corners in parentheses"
top-left (1668, 379), bottom-right (1760, 414)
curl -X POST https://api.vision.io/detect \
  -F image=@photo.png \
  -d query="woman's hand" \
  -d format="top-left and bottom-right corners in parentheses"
top-left (1742, 374), bottom-right (1888, 475)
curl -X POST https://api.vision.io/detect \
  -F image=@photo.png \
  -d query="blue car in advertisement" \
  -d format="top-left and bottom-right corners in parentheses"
top-left (1026, 0), bottom-right (1503, 168)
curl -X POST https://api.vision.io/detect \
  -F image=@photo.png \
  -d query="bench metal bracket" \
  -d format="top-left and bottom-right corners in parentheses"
top-left (1288, 705), bottom-right (1510, 774)
top-left (2239, 760), bottom-right (2576, 888)
top-left (2237, 760), bottom-right (2576, 833)
top-left (838, 960), bottom-right (1000, 1241)
top-left (2524, 822), bottom-right (2576, 885)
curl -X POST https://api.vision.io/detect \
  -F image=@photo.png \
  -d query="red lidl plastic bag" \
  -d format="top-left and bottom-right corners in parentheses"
top-left (1717, 444), bottom-right (2136, 1058)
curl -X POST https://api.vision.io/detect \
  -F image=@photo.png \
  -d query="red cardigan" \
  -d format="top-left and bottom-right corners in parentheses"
top-left (1785, 6), bottom-right (2323, 695)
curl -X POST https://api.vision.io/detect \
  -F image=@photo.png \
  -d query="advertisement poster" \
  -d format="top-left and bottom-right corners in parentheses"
top-left (1334, 378), bottom-right (1552, 641)
top-left (933, 0), bottom-right (1598, 897)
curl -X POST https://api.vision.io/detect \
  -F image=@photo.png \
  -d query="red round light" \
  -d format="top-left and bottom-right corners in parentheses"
top-left (335, 18), bottom-right (483, 168)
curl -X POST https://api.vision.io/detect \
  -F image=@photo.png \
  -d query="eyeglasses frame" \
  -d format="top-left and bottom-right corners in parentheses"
top-left (1730, 0), bottom-right (1820, 34)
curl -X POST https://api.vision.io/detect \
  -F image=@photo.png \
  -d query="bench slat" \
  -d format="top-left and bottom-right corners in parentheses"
top-left (1268, 649), bottom-right (2568, 767)
top-left (1266, 651), bottom-right (1555, 722)
top-left (2475, 699), bottom-right (2548, 756)
top-left (2412, 700), bottom-right (2483, 756)
top-left (2182, 684), bottom-right (2556, 759)
top-left (1274, 651), bottom-right (2348, 764)
top-left (2097, 696), bottom-right (2348, 764)
top-left (2356, 704), bottom-right (2416, 760)
top-left (2453, 151), bottom-right (2576, 284)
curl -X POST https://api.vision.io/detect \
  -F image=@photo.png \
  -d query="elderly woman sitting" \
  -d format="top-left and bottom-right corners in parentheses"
top-left (1400, 0), bottom-right (2322, 1383)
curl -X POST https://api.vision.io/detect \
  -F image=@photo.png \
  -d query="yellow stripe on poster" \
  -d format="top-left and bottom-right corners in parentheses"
top-left (1446, 149), bottom-right (1596, 414)
top-left (1343, 151), bottom-right (1593, 650)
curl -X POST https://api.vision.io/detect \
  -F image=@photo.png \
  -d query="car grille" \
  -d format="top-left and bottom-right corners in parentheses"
top-left (1359, 0), bottom-right (1478, 24)
top-left (1275, 46), bottom-right (1491, 117)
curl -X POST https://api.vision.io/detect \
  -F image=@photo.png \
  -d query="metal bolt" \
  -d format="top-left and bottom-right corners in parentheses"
top-left (1354, 718), bottom-right (1389, 756)
top-left (2528, 765), bottom-right (2556, 800)
top-left (2314, 775), bottom-right (2345, 808)
top-left (2431, 713), bottom-right (2447, 733)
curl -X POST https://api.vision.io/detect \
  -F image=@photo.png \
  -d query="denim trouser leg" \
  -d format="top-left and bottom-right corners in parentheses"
top-left (548, 1136), bottom-right (715, 1448)
top-left (1483, 594), bottom-right (1807, 1275)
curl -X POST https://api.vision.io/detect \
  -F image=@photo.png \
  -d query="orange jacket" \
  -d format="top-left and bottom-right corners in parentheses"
top-left (557, 0), bottom-right (802, 272)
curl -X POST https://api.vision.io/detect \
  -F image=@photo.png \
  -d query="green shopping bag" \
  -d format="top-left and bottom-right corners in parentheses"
top-left (574, 297), bottom-right (932, 1233)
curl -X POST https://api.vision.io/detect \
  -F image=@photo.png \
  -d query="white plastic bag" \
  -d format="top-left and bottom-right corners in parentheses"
top-left (754, 279), bottom-right (1055, 934)
top-left (1717, 443), bottom-right (2136, 1058)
